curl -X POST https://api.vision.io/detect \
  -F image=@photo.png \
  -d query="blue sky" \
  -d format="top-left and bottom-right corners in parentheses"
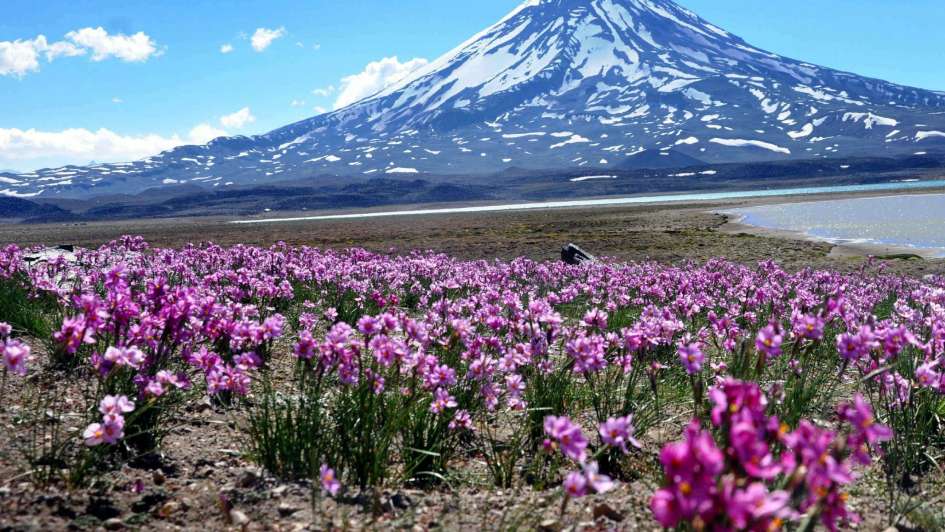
top-left (1, 0), bottom-right (943, 171)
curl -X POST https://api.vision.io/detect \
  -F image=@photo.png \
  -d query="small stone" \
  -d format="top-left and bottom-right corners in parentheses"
top-left (538, 518), bottom-right (560, 532)
top-left (152, 470), bottom-right (166, 485)
top-left (237, 469), bottom-right (261, 488)
top-left (271, 485), bottom-right (288, 497)
top-left (103, 517), bottom-right (124, 530)
top-left (155, 501), bottom-right (180, 518)
top-left (230, 509), bottom-right (250, 526)
top-left (278, 502), bottom-right (299, 517)
top-left (390, 492), bottom-right (413, 510)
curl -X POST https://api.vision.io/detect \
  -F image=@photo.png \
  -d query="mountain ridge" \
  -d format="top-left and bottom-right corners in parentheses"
top-left (4, 0), bottom-right (945, 199)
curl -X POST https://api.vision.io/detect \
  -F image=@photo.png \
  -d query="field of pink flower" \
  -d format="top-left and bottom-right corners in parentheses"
top-left (1, 236), bottom-right (944, 530)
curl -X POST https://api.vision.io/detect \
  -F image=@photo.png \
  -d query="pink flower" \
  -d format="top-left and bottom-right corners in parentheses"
top-left (565, 334), bottom-right (607, 374)
top-left (792, 313), bottom-right (825, 341)
top-left (722, 480), bottom-right (793, 529)
top-left (83, 423), bottom-right (106, 446)
top-left (320, 464), bottom-right (341, 496)
top-left (430, 387), bottom-right (457, 414)
top-left (2, 339), bottom-right (30, 376)
top-left (650, 487), bottom-right (680, 527)
top-left (677, 342), bottom-right (704, 374)
top-left (293, 330), bottom-right (317, 360)
top-left (103, 346), bottom-right (146, 369)
top-left (425, 363), bottom-right (457, 388)
top-left (916, 361), bottom-right (942, 390)
top-left (563, 471), bottom-right (588, 498)
top-left (582, 461), bottom-right (615, 494)
top-left (839, 394), bottom-right (892, 465)
top-left (544, 415), bottom-right (588, 462)
top-left (449, 410), bottom-right (473, 431)
top-left (582, 308), bottom-right (608, 330)
top-left (651, 421), bottom-right (723, 527)
top-left (54, 316), bottom-right (95, 354)
top-left (101, 418), bottom-right (125, 444)
top-left (755, 324), bottom-right (783, 358)
top-left (99, 395), bottom-right (135, 417)
top-left (356, 315), bottom-right (381, 336)
top-left (598, 415), bottom-right (641, 453)
top-left (144, 379), bottom-right (165, 397)
top-left (83, 417), bottom-right (125, 446)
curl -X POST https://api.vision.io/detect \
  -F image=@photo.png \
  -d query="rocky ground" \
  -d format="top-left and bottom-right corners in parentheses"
top-left (1, 192), bottom-right (944, 530)
top-left (4, 347), bottom-right (938, 531)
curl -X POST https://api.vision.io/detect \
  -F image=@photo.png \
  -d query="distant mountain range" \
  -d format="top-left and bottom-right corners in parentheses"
top-left (3, 0), bottom-right (945, 200)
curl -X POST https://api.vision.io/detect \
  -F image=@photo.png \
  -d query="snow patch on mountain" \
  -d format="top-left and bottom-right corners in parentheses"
top-left (5, 0), bottom-right (945, 198)
top-left (710, 138), bottom-right (791, 155)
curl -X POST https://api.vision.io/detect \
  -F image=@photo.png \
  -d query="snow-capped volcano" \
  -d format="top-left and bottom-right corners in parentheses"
top-left (5, 0), bottom-right (945, 199)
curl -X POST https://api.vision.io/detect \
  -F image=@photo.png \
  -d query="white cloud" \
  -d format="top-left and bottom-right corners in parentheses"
top-left (312, 43), bottom-right (321, 51)
top-left (0, 38), bottom-right (44, 77)
top-left (111, 97), bottom-right (124, 104)
top-left (220, 43), bottom-right (234, 54)
top-left (0, 127), bottom-right (182, 169)
top-left (334, 56), bottom-right (428, 109)
top-left (64, 27), bottom-right (158, 62)
top-left (188, 123), bottom-right (228, 144)
top-left (0, 123), bottom-right (235, 171)
top-left (250, 27), bottom-right (286, 52)
top-left (313, 106), bottom-right (327, 115)
top-left (290, 99), bottom-right (306, 107)
top-left (0, 35), bottom-right (85, 77)
top-left (44, 39), bottom-right (85, 61)
top-left (1, 28), bottom-right (157, 77)
top-left (311, 85), bottom-right (335, 97)
top-left (219, 107), bottom-right (256, 129)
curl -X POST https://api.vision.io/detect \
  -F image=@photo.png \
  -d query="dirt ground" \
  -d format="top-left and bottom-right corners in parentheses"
top-left (1, 192), bottom-right (943, 277)
top-left (1, 192), bottom-right (944, 530)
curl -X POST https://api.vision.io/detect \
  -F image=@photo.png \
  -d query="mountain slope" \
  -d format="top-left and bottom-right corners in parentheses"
top-left (5, 0), bottom-right (945, 199)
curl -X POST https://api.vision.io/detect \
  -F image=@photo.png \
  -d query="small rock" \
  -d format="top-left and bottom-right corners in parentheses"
top-left (152, 470), bottom-right (166, 485)
top-left (538, 518), bottom-right (560, 532)
top-left (271, 485), bottom-right (288, 497)
top-left (237, 469), bottom-right (261, 488)
top-left (278, 502), bottom-right (299, 517)
top-left (103, 517), bottom-right (124, 530)
top-left (155, 501), bottom-right (180, 518)
top-left (390, 492), bottom-right (413, 510)
top-left (230, 509), bottom-right (250, 526)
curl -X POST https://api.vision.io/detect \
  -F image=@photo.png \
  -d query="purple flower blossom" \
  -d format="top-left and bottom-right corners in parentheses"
top-left (2, 338), bottom-right (30, 376)
top-left (562, 470), bottom-right (588, 498)
top-left (677, 342), bottom-right (704, 374)
top-left (449, 409), bottom-right (473, 431)
top-left (598, 415), bottom-right (641, 453)
top-left (430, 387), bottom-right (457, 414)
top-left (320, 464), bottom-right (340, 496)
top-left (756, 324), bottom-right (783, 359)
top-left (544, 415), bottom-right (588, 462)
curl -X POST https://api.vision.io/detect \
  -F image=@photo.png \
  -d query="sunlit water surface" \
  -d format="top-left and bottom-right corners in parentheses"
top-left (727, 193), bottom-right (945, 257)
top-left (235, 179), bottom-right (945, 225)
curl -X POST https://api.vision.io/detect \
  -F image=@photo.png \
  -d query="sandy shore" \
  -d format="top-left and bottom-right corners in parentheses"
top-left (1, 186), bottom-right (943, 276)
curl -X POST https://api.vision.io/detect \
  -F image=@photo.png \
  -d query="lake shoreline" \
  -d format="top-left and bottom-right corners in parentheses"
top-left (1, 183), bottom-right (944, 277)
top-left (719, 217), bottom-right (944, 260)
top-left (719, 192), bottom-right (945, 259)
